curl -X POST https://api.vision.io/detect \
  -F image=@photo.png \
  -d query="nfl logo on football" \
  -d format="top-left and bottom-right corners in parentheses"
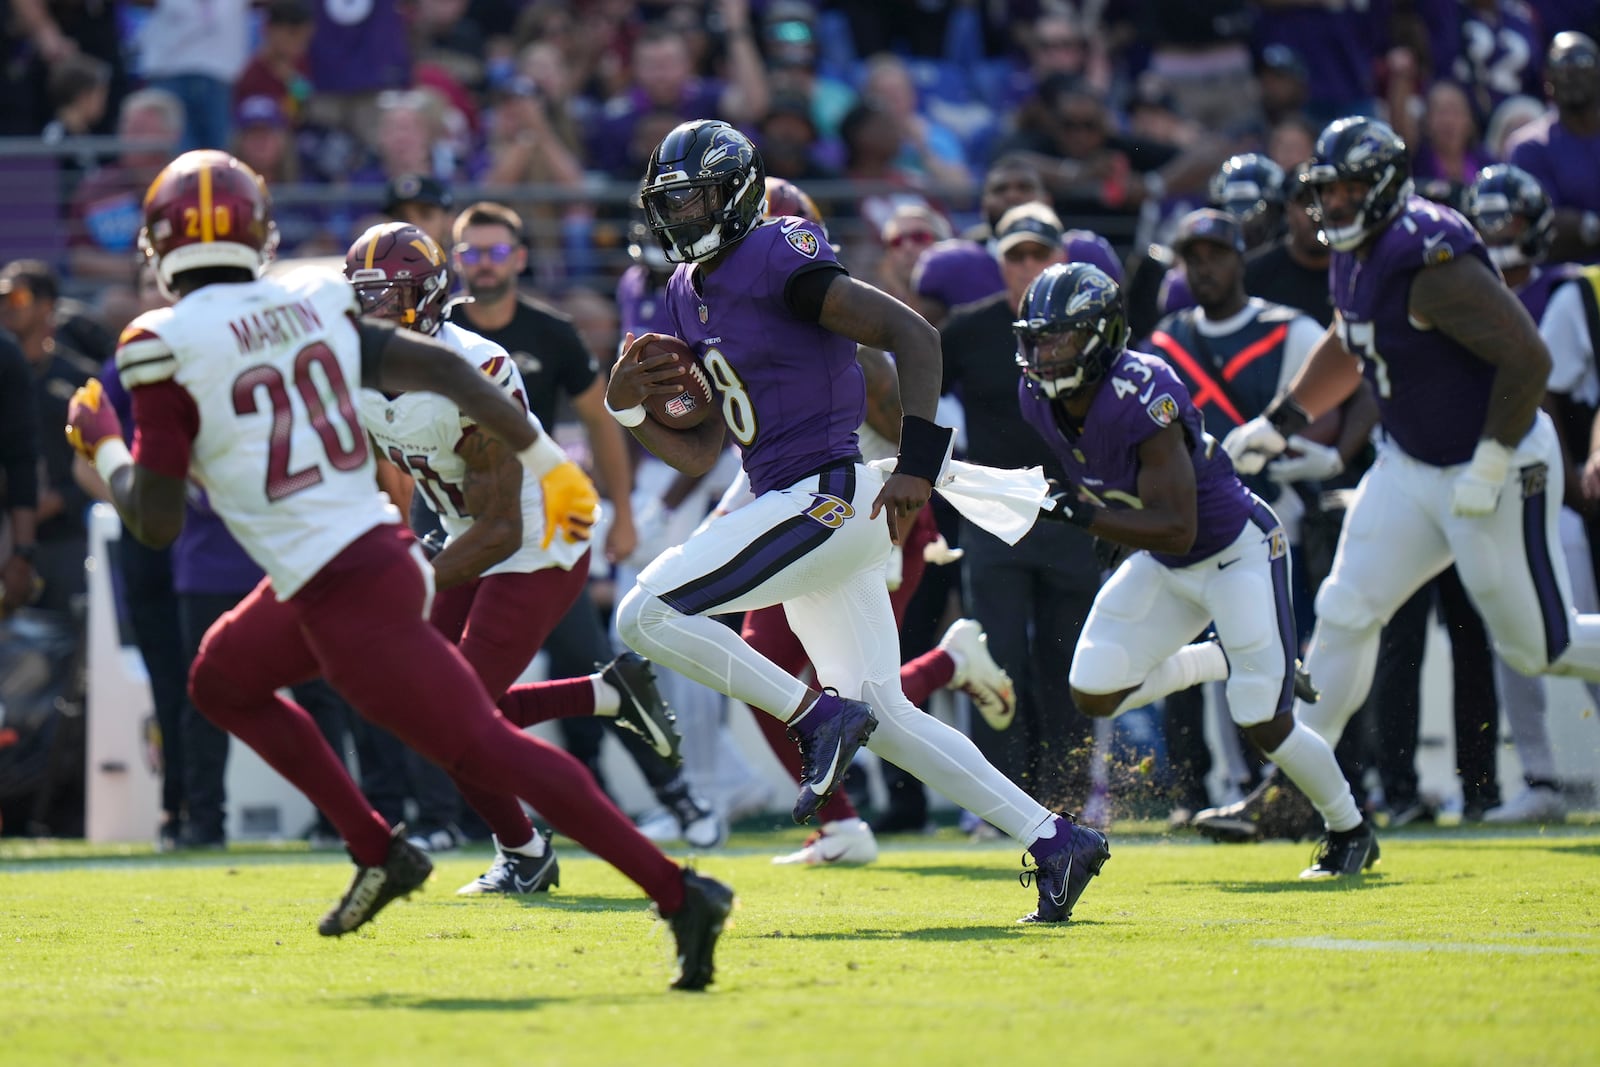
top-left (666, 395), bottom-right (696, 418)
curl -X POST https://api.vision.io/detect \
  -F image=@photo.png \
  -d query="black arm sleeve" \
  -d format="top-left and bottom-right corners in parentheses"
top-left (355, 317), bottom-right (401, 390)
top-left (0, 337), bottom-right (39, 510)
top-left (783, 262), bottom-right (849, 323)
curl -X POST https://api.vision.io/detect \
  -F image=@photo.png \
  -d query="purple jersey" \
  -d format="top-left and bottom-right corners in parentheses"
top-left (1159, 265), bottom-right (1195, 317)
top-left (1331, 196), bottom-right (1498, 466)
top-left (913, 238), bottom-right (1003, 310)
top-left (1508, 115), bottom-right (1600, 219)
top-left (1017, 348), bottom-right (1257, 568)
top-left (664, 218), bottom-right (863, 495)
top-left (1516, 262), bottom-right (1583, 325)
top-left (616, 264), bottom-right (675, 340)
top-left (308, 0), bottom-right (410, 94)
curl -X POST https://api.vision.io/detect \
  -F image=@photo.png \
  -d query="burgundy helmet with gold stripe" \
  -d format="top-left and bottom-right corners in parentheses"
top-left (343, 222), bottom-right (451, 336)
top-left (139, 149), bottom-right (279, 290)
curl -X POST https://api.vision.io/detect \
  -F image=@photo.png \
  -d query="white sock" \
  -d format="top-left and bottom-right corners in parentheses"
top-left (1023, 810), bottom-right (1059, 846)
top-left (591, 673), bottom-right (620, 717)
top-left (1112, 641), bottom-right (1229, 717)
top-left (499, 832), bottom-right (546, 858)
top-left (1267, 722), bottom-right (1362, 832)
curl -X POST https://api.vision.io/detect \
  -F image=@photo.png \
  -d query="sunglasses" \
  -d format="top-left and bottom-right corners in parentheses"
top-left (1039, 37), bottom-right (1085, 51)
top-left (887, 230), bottom-right (936, 249)
top-left (453, 242), bottom-right (517, 266)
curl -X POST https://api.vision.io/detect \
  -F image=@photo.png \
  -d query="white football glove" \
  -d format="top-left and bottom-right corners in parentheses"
top-left (1267, 436), bottom-right (1344, 484)
top-left (1221, 416), bottom-right (1288, 476)
top-left (1451, 439), bottom-right (1512, 517)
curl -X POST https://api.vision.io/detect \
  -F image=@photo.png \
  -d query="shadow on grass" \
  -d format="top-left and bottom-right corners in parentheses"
top-left (343, 992), bottom-right (568, 1012)
top-left (866, 862), bottom-right (1024, 881)
top-left (754, 921), bottom-right (1103, 942)
top-left (1154, 874), bottom-right (1394, 894)
top-left (1529, 840), bottom-right (1600, 859)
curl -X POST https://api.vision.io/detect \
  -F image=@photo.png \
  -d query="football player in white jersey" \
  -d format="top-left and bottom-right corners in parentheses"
top-left (344, 221), bottom-right (684, 896)
top-left (66, 151), bottom-right (732, 991)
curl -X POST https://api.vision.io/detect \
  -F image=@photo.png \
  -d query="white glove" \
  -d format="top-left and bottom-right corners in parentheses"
top-left (1267, 436), bottom-right (1344, 483)
top-left (923, 533), bottom-right (965, 566)
top-left (1221, 416), bottom-right (1288, 476)
top-left (1452, 439), bottom-right (1513, 517)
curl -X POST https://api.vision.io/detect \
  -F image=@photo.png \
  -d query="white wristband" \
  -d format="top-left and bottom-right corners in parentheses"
top-left (605, 397), bottom-right (648, 428)
top-left (94, 438), bottom-right (133, 483)
top-left (1466, 438), bottom-right (1512, 484)
top-left (515, 431), bottom-right (567, 479)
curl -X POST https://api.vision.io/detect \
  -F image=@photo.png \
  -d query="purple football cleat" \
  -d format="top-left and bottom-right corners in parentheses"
top-left (1018, 814), bottom-right (1111, 923)
top-left (787, 690), bottom-right (878, 824)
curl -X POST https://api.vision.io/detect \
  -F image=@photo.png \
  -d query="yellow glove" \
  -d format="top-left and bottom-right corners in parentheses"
top-left (65, 378), bottom-right (124, 462)
top-left (540, 460), bottom-right (600, 549)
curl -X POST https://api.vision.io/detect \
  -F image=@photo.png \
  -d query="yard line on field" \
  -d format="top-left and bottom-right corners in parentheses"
top-left (1256, 937), bottom-right (1600, 956)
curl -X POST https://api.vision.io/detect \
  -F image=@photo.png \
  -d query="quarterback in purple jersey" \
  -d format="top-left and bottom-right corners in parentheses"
top-left (1224, 117), bottom-right (1600, 787)
top-left (1020, 262), bottom-right (1375, 879)
top-left (606, 119), bottom-right (1109, 924)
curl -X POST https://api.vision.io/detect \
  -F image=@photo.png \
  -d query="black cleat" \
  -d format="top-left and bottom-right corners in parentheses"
top-left (1293, 660), bottom-right (1320, 704)
top-left (602, 652), bottom-right (683, 766)
top-left (787, 690), bottom-right (878, 824)
top-left (1018, 815), bottom-right (1111, 923)
top-left (1192, 772), bottom-right (1323, 844)
top-left (662, 870), bottom-right (735, 991)
top-left (455, 833), bottom-right (560, 895)
top-left (318, 824), bottom-right (433, 936)
top-left (1300, 820), bottom-right (1380, 879)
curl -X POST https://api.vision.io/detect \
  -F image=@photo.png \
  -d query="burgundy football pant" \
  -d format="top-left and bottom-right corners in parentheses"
top-left (744, 505), bottom-right (955, 825)
top-left (187, 525), bottom-right (683, 910)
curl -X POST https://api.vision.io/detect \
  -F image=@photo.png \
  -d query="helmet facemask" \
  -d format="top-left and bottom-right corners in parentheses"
top-left (1015, 323), bottom-right (1106, 400)
top-left (643, 169), bottom-right (762, 263)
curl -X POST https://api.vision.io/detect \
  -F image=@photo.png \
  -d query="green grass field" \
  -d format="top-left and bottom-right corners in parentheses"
top-left (4, 824), bottom-right (1598, 1067)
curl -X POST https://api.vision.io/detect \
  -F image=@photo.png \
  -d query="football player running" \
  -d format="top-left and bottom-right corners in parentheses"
top-left (68, 151), bottom-right (732, 991)
top-left (1021, 262), bottom-right (1376, 879)
top-left (607, 119), bottom-right (1107, 923)
top-left (1223, 118), bottom-right (1600, 793)
top-left (343, 221), bottom-right (686, 896)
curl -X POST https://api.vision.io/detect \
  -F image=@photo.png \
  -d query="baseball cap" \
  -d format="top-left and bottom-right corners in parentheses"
top-left (995, 203), bottom-right (1064, 256)
top-left (1172, 208), bottom-right (1246, 256)
top-left (1260, 44), bottom-right (1309, 82)
top-left (235, 95), bottom-right (287, 130)
top-left (383, 174), bottom-right (454, 214)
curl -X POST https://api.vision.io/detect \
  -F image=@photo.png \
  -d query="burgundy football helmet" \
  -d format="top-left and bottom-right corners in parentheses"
top-left (763, 175), bottom-right (835, 249)
top-left (344, 222), bottom-right (451, 336)
top-left (139, 150), bottom-right (278, 291)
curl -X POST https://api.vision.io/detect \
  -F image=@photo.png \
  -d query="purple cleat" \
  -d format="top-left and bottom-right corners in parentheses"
top-left (1018, 814), bottom-right (1111, 923)
top-left (787, 689), bottom-right (878, 824)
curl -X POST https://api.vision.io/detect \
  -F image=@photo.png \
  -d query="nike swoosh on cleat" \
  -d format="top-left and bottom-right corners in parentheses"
top-left (817, 839), bottom-right (854, 863)
top-left (1049, 854), bottom-right (1071, 906)
top-left (808, 740), bottom-right (843, 795)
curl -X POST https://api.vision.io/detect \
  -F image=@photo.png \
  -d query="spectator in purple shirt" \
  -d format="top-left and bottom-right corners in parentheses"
top-left (1508, 32), bottom-right (1600, 261)
top-left (586, 7), bottom-right (770, 178)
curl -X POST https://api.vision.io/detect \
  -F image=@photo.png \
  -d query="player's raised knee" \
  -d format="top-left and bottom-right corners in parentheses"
top-left (1313, 578), bottom-right (1382, 633)
top-left (1071, 687), bottom-right (1124, 719)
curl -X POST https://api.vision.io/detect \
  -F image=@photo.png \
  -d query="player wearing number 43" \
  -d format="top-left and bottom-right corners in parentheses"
top-left (607, 118), bottom-right (1108, 924)
top-left (1021, 262), bottom-right (1376, 880)
top-left (1222, 117), bottom-right (1600, 785)
top-left (67, 151), bottom-right (732, 991)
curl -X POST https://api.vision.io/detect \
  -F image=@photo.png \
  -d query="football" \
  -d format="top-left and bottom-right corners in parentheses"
top-left (640, 335), bottom-right (716, 430)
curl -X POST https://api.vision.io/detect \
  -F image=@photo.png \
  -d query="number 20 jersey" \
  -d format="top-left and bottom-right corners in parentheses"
top-left (115, 266), bottom-right (398, 598)
top-left (1330, 195), bottom-right (1497, 467)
